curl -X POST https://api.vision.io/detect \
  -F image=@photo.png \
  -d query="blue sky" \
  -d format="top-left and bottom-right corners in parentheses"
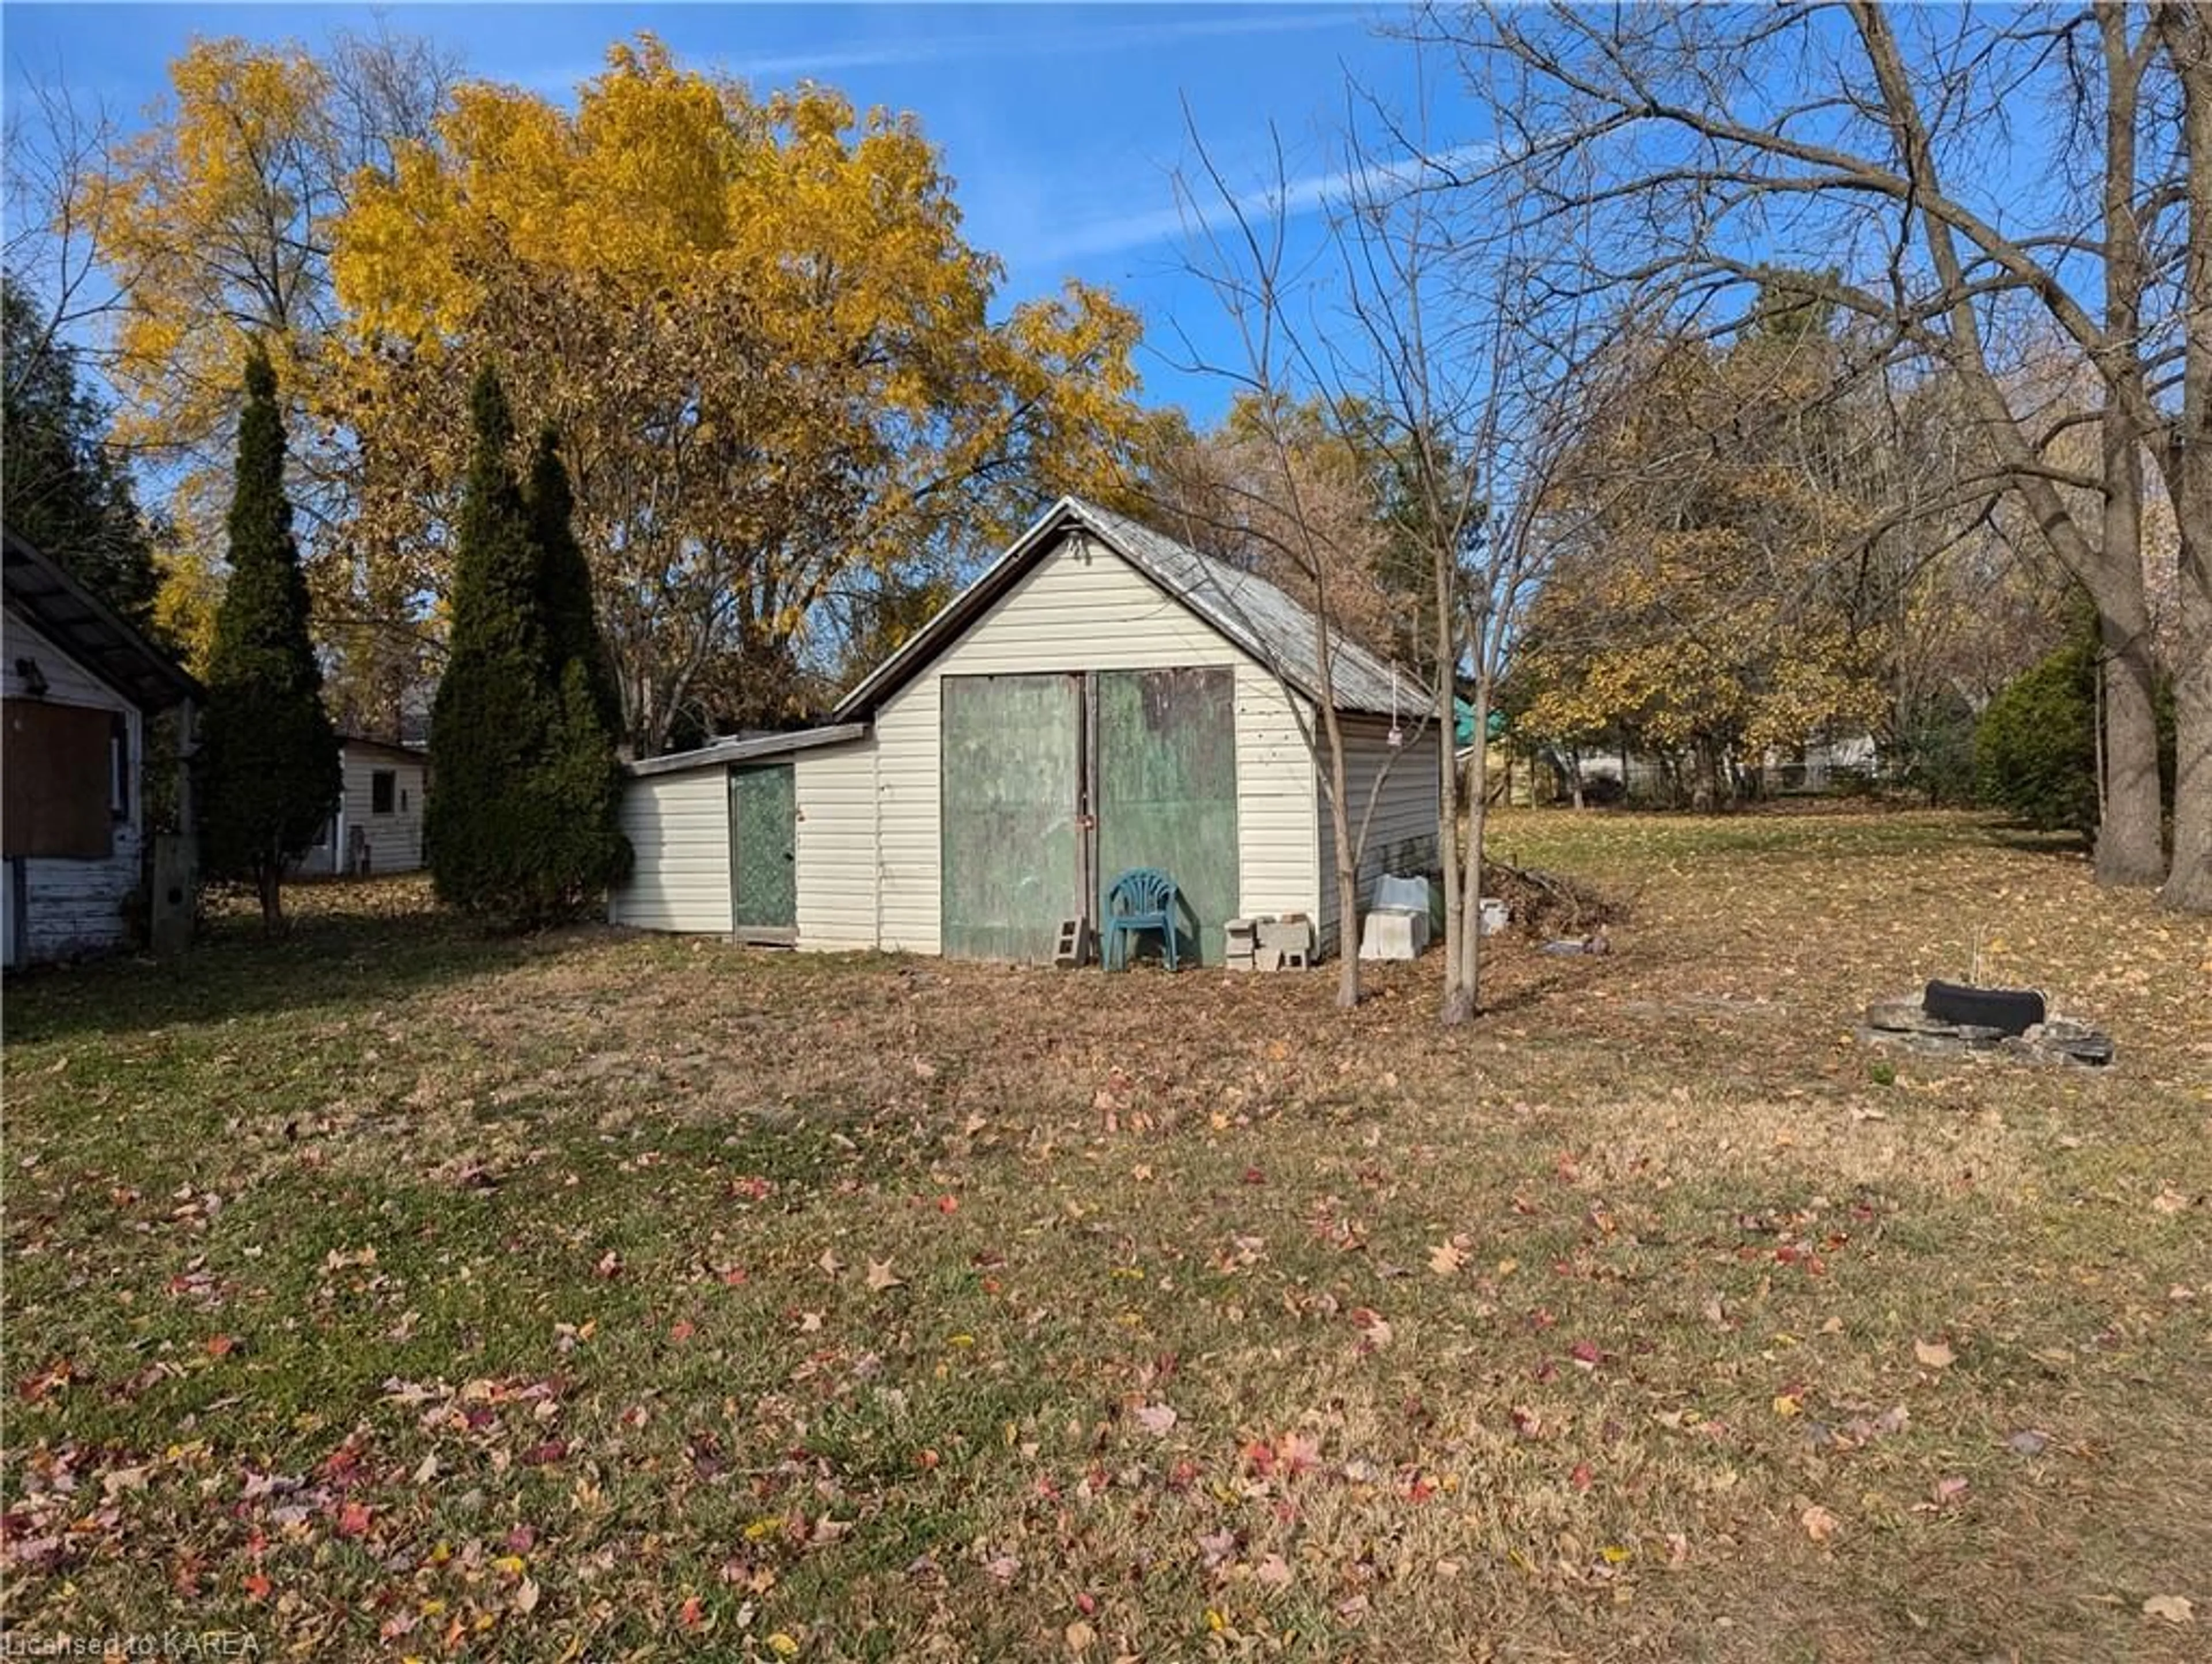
top-left (2, 2), bottom-right (1443, 419)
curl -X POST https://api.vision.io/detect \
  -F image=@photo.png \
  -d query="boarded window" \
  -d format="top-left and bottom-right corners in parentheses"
top-left (371, 769), bottom-right (396, 814)
top-left (3, 699), bottom-right (118, 859)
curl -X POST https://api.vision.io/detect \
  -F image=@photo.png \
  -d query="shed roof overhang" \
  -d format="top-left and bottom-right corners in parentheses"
top-left (3, 530), bottom-right (202, 711)
top-left (624, 721), bottom-right (869, 779)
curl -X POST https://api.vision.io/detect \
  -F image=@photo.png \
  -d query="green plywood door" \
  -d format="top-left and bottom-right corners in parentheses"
top-left (941, 674), bottom-right (1082, 961)
top-left (730, 762), bottom-right (797, 936)
top-left (1097, 667), bottom-right (1239, 965)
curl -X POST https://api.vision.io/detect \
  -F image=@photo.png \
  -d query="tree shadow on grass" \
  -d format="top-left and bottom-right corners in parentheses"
top-left (1981, 824), bottom-right (2093, 861)
top-left (3, 877), bottom-right (588, 1044)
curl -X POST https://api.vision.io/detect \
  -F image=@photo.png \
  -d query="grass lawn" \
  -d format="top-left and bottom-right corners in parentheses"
top-left (4, 808), bottom-right (2208, 1662)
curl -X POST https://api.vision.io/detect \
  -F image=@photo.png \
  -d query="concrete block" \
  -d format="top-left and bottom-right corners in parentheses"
top-left (1359, 907), bottom-right (1429, 960)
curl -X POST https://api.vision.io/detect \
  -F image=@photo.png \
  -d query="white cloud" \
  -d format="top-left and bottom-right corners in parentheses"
top-left (1033, 139), bottom-right (1496, 263)
top-left (514, 9), bottom-right (1372, 92)
top-left (724, 9), bottom-right (1372, 81)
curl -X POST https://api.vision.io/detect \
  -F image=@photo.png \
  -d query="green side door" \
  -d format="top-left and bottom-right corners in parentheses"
top-left (1096, 667), bottom-right (1240, 965)
top-left (941, 674), bottom-right (1082, 962)
top-left (730, 762), bottom-right (797, 939)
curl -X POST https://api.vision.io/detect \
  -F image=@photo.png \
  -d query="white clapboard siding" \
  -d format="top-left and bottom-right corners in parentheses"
top-left (1316, 714), bottom-right (1442, 955)
top-left (2, 611), bottom-right (143, 962)
top-left (872, 532), bottom-right (1319, 956)
top-left (794, 738), bottom-right (878, 950)
top-left (345, 750), bottom-right (427, 873)
top-left (608, 768), bottom-right (730, 932)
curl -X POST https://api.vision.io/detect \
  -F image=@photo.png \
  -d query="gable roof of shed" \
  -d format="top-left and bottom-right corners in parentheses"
top-left (831, 496), bottom-right (1421, 722)
top-left (3, 530), bottom-right (202, 710)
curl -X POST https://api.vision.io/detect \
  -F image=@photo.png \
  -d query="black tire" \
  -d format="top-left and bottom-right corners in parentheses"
top-left (1923, 980), bottom-right (2046, 1037)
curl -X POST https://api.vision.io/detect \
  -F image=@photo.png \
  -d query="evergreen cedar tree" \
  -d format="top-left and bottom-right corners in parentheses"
top-left (427, 370), bottom-right (630, 926)
top-left (196, 346), bottom-right (342, 932)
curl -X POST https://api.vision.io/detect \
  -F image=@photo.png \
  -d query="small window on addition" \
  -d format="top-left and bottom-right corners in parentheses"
top-left (371, 769), bottom-right (396, 815)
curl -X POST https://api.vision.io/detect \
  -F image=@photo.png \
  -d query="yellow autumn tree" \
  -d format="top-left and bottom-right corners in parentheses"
top-left (74, 27), bottom-right (456, 720)
top-left (1513, 311), bottom-right (1889, 807)
top-left (331, 37), bottom-right (1145, 752)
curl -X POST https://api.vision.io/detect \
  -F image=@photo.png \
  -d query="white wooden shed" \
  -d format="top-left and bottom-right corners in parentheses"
top-left (3, 531), bottom-right (199, 967)
top-left (608, 497), bottom-right (1440, 963)
top-left (296, 737), bottom-right (430, 876)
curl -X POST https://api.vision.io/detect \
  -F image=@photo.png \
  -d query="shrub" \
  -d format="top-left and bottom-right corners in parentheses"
top-left (1975, 638), bottom-right (2098, 835)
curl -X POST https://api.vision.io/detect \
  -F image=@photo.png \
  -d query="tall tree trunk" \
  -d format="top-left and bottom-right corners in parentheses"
top-left (1454, 674), bottom-right (1495, 1018)
top-left (2170, 531), bottom-right (2212, 911)
top-left (1323, 731), bottom-right (1361, 1011)
top-left (1437, 559), bottom-right (1471, 1026)
top-left (2092, 11), bottom-right (2168, 889)
top-left (1690, 740), bottom-right (1718, 812)
top-left (256, 861), bottom-right (285, 936)
top-left (2093, 479), bottom-right (2166, 886)
top-left (2157, 1), bottom-right (2212, 911)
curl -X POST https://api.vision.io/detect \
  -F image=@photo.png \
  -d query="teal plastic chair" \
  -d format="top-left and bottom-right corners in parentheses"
top-left (1103, 868), bottom-right (1181, 971)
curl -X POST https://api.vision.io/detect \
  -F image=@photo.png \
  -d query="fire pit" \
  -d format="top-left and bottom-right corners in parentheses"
top-left (1861, 981), bottom-right (2114, 1066)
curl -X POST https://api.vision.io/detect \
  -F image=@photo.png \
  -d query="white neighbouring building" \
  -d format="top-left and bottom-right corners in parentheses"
top-left (295, 736), bottom-right (430, 877)
top-left (3, 531), bottom-right (199, 967)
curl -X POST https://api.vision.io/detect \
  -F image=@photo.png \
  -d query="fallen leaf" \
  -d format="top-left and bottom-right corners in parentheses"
top-left (1427, 1240), bottom-right (1468, 1276)
top-left (1065, 1619), bottom-right (1096, 1652)
top-left (2005, 1429), bottom-right (2050, 1457)
top-left (1351, 1308), bottom-right (1393, 1349)
top-left (1132, 1402), bottom-right (1177, 1436)
top-left (2142, 1595), bottom-right (2194, 1625)
top-left (1914, 1339), bottom-right (1955, 1370)
top-left (1801, 1503), bottom-right (1840, 1542)
top-left (865, 1259), bottom-right (904, 1292)
top-left (817, 1250), bottom-right (844, 1278)
top-left (1253, 1552), bottom-right (1294, 1589)
top-left (984, 1553), bottom-right (1021, 1584)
